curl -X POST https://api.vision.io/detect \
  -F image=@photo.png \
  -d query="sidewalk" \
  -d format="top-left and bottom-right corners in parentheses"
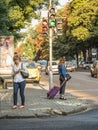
top-left (0, 81), bottom-right (88, 118)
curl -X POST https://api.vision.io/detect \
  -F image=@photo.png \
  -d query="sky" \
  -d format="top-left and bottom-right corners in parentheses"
top-left (59, 0), bottom-right (70, 7)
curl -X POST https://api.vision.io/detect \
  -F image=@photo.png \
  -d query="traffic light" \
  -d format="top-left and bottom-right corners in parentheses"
top-left (42, 18), bottom-right (48, 37)
top-left (56, 19), bottom-right (63, 36)
top-left (48, 8), bottom-right (56, 28)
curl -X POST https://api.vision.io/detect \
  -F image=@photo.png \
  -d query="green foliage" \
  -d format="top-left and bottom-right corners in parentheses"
top-left (72, 26), bottom-right (90, 41)
top-left (53, 0), bottom-right (98, 60)
top-left (8, 6), bottom-right (25, 29)
top-left (21, 39), bottom-right (35, 60)
top-left (68, 0), bottom-right (98, 42)
top-left (0, 0), bottom-right (9, 35)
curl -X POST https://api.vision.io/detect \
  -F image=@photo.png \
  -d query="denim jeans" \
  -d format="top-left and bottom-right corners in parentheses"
top-left (59, 75), bottom-right (66, 94)
top-left (13, 80), bottom-right (26, 106)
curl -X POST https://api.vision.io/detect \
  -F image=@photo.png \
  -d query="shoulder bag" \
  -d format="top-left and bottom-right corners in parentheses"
top-left (21, 63), bottom-right (29, 79)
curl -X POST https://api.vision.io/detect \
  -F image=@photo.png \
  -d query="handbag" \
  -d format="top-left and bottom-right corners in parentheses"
top-left (66, 73), bottom-right (71, 81)
top-left (60, 73), bottom-right (71, 81)
top-left (21, 63), bottom-right (29, 79)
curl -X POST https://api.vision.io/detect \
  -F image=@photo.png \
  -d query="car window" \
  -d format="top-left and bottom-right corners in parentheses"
top-left (52, 62), bottom-right (57, 65)
top-left (40, 62), bottom-right (47, 65)
top-left (85, 61), bottom-right (93, 64)
top-left (65, 62), bottom-right (73, 66)
top-left (48, 62), bottom-right (57, 66)
top-left (27, 62), bottom-right (36, 68)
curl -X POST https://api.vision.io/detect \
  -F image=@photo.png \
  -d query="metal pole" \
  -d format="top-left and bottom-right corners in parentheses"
top-left (49, 0), bottom-right (53, 90)
top-left (49, 28), bottom-right (53, 90)
top-left (49, 0), bottom-right (52, 7)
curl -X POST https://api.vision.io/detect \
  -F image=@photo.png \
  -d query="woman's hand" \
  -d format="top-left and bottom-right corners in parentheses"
top-left (19, 69), bottom-right (24, 72)
top-left (12, 70), bottom-right (20, 76)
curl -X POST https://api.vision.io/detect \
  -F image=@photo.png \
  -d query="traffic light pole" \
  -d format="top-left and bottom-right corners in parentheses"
top-left (49, 0), bottom-right (53, 90)
top-left (49, 28), bottom-right (53, 90)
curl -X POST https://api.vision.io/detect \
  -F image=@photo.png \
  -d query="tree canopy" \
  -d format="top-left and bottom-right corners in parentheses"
top-left (52, 0), bottom-right (98, 61)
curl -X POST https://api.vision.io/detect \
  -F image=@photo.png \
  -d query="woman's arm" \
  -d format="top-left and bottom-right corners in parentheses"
top-left (61, 64), bottom-right (67, 77)
top-left (12, 68), bottom-right (20, 77)
top-left (12, 69), bottom-right (20, 76)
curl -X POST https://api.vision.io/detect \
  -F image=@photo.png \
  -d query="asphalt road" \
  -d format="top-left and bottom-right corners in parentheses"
top-left (63, 71), bottom-right (98, 107)
top-left (0, 108), bottom-right (98, 130)
top-left (0, 71), bottom-right (98, 130)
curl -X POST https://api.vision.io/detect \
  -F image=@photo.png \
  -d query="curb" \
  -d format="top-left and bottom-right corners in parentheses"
top-left (0, 106), bottom-right (87, 119)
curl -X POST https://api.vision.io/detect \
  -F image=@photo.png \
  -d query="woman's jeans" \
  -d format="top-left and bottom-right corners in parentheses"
top-left (59, 75), bottom-right (66, 95)
top-left (13, 80), bottom-right (26, 106)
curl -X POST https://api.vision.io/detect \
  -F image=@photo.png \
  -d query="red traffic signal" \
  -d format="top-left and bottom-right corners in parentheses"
top-left (42, 19), bottom-right (48, 26)
top-left (42, 19), bottom-right (48, 37)
top-left (42, 26), bottom-right (48, 32)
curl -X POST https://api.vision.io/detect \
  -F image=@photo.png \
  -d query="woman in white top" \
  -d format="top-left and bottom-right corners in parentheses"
top-left (12, 56), bottom-right (27, 109)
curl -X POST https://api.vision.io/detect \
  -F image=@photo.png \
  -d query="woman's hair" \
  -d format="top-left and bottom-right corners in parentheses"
top-left (13, 55), bottom-right (21, 62)
top-left (58, 57), bottom-right (66, 66)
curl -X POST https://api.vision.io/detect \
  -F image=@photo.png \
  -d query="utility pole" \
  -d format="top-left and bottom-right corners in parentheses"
top-left (49, 0), bottom-right (53, 90)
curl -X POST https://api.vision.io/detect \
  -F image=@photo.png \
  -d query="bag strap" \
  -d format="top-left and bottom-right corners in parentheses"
top-left (21, 63), bottom-right (24, 70)
top-left (60, 80), bottom-right (66, 89)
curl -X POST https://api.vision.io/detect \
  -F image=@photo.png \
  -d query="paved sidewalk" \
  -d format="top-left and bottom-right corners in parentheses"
top-left (0, 81), bottom-right (88, 118)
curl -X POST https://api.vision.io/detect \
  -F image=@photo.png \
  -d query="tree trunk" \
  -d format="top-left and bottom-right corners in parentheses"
top-left (76, 52), bottom-right (79, 67)
top-left (88, 48), bottom-right (92, 61)
top-left (96, 46), bottom-right (98, 60)
top-left (82, 49), bottom-right (86, 61)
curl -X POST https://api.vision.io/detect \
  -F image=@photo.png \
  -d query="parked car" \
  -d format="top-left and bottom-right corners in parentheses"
top-left (35, 62), bottom-right (42, 70)
top-left (83, 61), bottom-right (93, 69)
top-left (79, 61), bottom-right (85, 67)
top-left (38, 60), bottom-right (47, 71)
top-left (65, 61), bottom-right (75, 72)
top-left (90, 60), bottom-right (98, 78)
top-left (26, 62), bottom-right (41, 83)
top-left (45, 61), bottom-right (58, 75)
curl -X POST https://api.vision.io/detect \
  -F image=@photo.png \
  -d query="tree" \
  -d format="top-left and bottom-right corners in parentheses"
top-left (67, 0), bottom-right (98, 44)
top-left (20, 38), bottom-right (35, 60)
top-left (32, 22), bottom-right (49, 60)
top-left (52, 0), bottom-right (98, 61)
top-left (0, 0), bottom-right (9, 35)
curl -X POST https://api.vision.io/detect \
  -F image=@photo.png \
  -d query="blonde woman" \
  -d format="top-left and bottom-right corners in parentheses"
top-left (58, 57), bottom-right (67, 100)
top-left (12, 56), bottom-right (27, 109)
